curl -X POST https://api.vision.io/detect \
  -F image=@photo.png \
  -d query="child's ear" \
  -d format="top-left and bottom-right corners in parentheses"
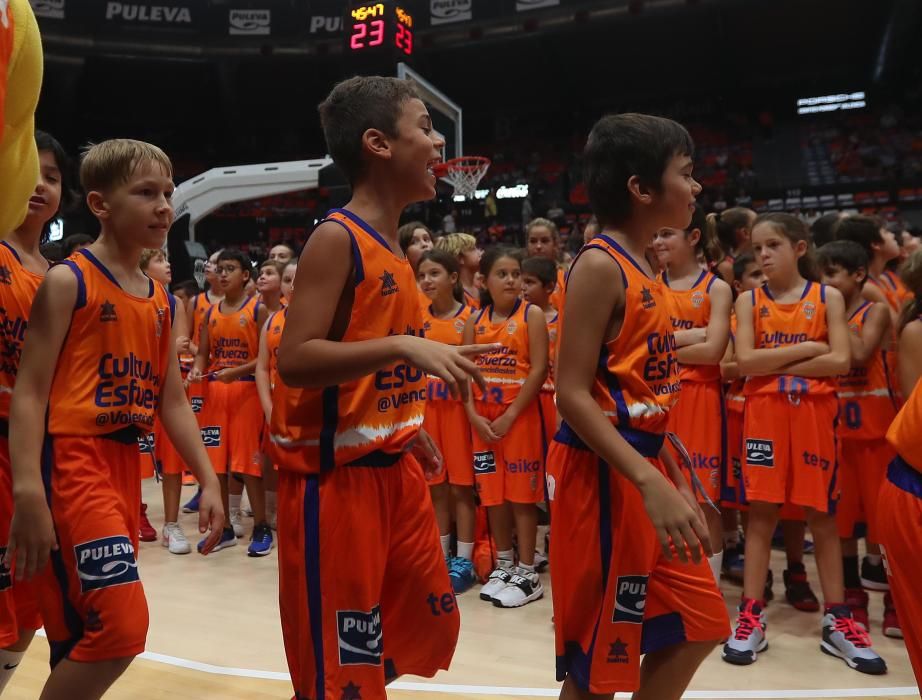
top-left (733, 279), bottom-right (742, 294)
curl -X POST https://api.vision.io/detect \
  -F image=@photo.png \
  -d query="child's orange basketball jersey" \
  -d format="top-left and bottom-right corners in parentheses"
top-left (881, 270), bottom-right (913, 307)
top-left (0, 241), bottom-right (43, 418)
top-left (867, 275), bottom-right (903, 314)
top-left (269, 208), bottom-right (426, 472)
top-left (542, 310), bottom-right (559, 393)
top-left (662, 269), bottom-right (721, 383)
top-left (549, 266), bottom-right (566, 313)
top-left (836, 301), bottom-right (899, 440)
top-left (472, 298), bottom-right (533, 405)
top-left (49, 250), bottom-right (174, 435)
top-left (205, 296), bottom-right (261, 373)
top-left (463, 287), bottom-right (481, 310)
top-left (726, 312), bottom-right (745, 414)
top-left (744, 282), bottom-right (835, 397)
top-left (422, 303), bottom-right (471, 401)
top-left (581, 235), bottom-right (680, 434)
top-left (887, 379), bottom-right (922, 466)
top-left (265, 309), bottom-right (286, 390)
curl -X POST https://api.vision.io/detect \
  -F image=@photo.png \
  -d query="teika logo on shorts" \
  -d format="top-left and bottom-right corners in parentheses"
top-left (612, 574), bottom-right (648, 624)
top-left (105, 2), bottom-right (192, 24)
top-left (337, 606), bottom-right (383, 665)
top-left (74, 536), bottom-right (140, 593)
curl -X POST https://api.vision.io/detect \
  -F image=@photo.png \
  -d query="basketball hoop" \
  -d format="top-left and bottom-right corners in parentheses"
top-left (433, 156), bottom-right (491, 199)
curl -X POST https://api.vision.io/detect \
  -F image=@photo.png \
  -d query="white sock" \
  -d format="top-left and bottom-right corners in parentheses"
top-left (229, 494), bottom-right (242, 512)
top-left (709, 550), bottom-right (724, 584)
top-left (496, 549), bottom-right (514, 568)
top-left (519, 562), bottom-right (536, 574)
top-left (265, 490), bottom-right (277, 515)
top-left (0, 649), bottom-right (25, 693)
top-left (866, 554), bottom-right (882, 566)
top-left (457, 541), bottom-right (474, 561)
top-left (440, 534), bottom-right (451, 558)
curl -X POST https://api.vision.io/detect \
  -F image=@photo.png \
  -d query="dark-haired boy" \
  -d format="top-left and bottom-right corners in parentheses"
top-left (547, 113), bottom-right (728, 700)
top-left (818, 240), bottom-right (901, 637)
top-left (270, 76), bottom-right (495, 700)
top-left (835, 215), bottom-right (903, 316)
top-left (521, 256), bottom-right (560, 447)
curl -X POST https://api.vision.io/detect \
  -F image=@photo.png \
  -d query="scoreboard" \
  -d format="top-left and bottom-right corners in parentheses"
top-left (348, 2), bottom-right (415, 58)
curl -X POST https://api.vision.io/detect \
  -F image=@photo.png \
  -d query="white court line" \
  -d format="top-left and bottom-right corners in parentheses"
top-left (32, 631), bottom-right (921, 698)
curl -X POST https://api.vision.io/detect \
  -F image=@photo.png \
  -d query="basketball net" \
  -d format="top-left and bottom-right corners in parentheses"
top-left (433, 156), bottom-right (491, 199)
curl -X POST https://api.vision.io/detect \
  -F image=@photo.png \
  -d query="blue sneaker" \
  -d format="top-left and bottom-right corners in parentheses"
top-left (448, 556), bottom-right (477, 594)
top-left (247, 522), bottom-right (274, 557)
top-left (198, 527), bottom-right (237, 553)
top-left (182, 488), bottom-right (201, 513)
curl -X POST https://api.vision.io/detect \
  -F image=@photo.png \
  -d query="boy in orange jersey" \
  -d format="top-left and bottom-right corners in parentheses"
top-left (525, 218), bottom-right (567, 312)
top-left (269, 76), bottom-right (495, 700)
top-left (818, 241), bottom-right (901, 636)
top-left (190, 249), bottom-right (270, 555)
top-left (878, 378), bottom-right (922, 687)
top-left (4, 139), bottom-right (224, 700)
top-left (0, 129), bottom-right (74, 693)
top-left (836, 215), bottom-right (903, 318)
top-left (547, 114), bottom-right (728, 700)
top-left (521, 256), bottom-right (560, 449)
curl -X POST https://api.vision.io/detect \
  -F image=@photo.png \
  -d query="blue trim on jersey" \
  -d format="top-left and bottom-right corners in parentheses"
top-left (167, 290), bottom-right (176, 325)
top-left (641, 612), bottom-right (687, 655)
top-left (888, 455), bottom-right (922, 499)
top-left (329, 208), bottom-right (399, 257)
top-left (78, 249), bottom-right (155, 298)
top-left (827, 408), bottom-right (840, 515)
top-left (750, 288), bottom-right (757, 306)
top-left (58, 260), bottom-right (87, 310)
top-left (598, 346), bottom-right (630, 427)
top-left (0, 240), bottom-right (21, 263)
top-left (705, 271), bottom-right (717, 292)
top-left (718, 384), bottom-right (730, 504)
top-left (488, 297), bottom-right (521, 323)
top-left (319, 385), bottom-right (338, 472)
top-left (303, 476), bottom-right (325, 700)
top-left (849, 300), bottom-right (872, 323)
top-left (570, 242), bottom-right (628, 289)
top-left (322, 217), bottom-right (365, 286)
top-left (818, 283), bottom-right (825, 303)
top-left (598, 234), bottom-right (653, 280)
top-left (554, 420), bottom-right (665, 458)
top-left (344, 450), bottom-right (402, 468)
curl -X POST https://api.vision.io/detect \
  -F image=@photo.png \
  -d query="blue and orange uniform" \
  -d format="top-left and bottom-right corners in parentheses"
top-left (835, 301), bottom-right (899, 541)
top-left (742, 282), bottom-right (840, 513)
top-left (878, 379), bottom-right (922, 686)
top-left (724, 312), bottom-right (747, 508)
top-left (35, 249), bottom-right (174, 665)
top-left (259, 307), bottom-right (286, 457)
top-left (547, 235), bottom-right (729, 695)
top-left (463, 287), bottom-right (481, 310)
top-left (663, 269), bottom-right (726, 504)
top-left (549, 266), bottom-right (566, 316)
top-left (201, 295), bottom-right (262, 477)
top-left (471, 298), bottom-right (545, 506)
top-left (187, 291), bottom-right (217, 420)
top-left (422, 302), bottom-right (474, 487)
top-left (0, 241), bottom-right (44, 647)
top-left (269, 208), bottom-right (458, 700)
top-left (539, 310), bottom-right (559, 450)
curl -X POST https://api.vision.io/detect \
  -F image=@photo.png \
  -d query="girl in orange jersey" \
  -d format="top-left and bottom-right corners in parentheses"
top-left (139, 248), bottom-right (197, 554)
top-left (416, 249), bottom-right (478, 594)
top-left (726, 213), bottom-right (886, 673)
top-left (652, 205), bottom-right (732, 584)
top-left (877, 378), bottom-right (922, 687)
top-left (707, 207), bottom-right (756, 285)
top-left (256, 259), bottom-right (285, 313)
top-left (463, 247), bottom-right (548, 608)
top-left (190, 249), bottom-right (270, 555)
top-left (897, 249), bottom-right (922, 397)
top-left (525, 218), bottom-right (568, 312)
top-left (255, 260), bottom-right (296, 533)
top-left (436, 232), bottom-right (483, 308)
top-left (0, 129), bottom-right (73, 693)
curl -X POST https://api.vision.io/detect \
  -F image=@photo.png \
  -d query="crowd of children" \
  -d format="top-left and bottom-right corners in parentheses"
top-left (1, 75), bottom-right (921, 700)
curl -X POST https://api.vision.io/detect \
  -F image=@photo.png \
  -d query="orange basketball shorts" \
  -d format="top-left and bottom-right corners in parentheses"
top-left (547, 424), bottom-right (730, 694)
top-left (666, 381), bottom-right (725, 504)
top-left (878, 456), bottom-right (922, 687)
top-left (539, 391), bottom-right (557, 452)
top-left (836, 438), bottom-right (895, 540)
top-left (422, 400), bottom-right (474, 487)
top-left (200, 378), bottom-right (262, 477)
top-left (37, 430), bottom-right (148, 666)
top-left (276, 454), bottom-right (459, 700)
top-left (723, 402), bottom-right (745, 508)
top-left (742, 393), bottom-right (840, 513)
top-left (471, 400), bottom-right (544, 506)
top-left (0, 432), bottom-right (42, 647)
top-left (153, 417), bottom-right (187, 476)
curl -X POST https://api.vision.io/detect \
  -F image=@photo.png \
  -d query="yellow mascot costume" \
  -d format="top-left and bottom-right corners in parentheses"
top-left (1, 0), bottom-right (42, 235)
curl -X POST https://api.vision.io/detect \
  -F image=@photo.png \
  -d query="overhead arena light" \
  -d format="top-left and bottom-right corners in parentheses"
top-left (796, 91), bottom-right (867, 115)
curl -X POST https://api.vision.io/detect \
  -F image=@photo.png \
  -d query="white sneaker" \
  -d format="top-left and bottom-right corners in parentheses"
top-left (230, 508), bottom-right (245, 538)
top-left (162, 522), bottom-right (191, 555)
top-left (480, 561), bottom-right (514, 601)
top-left (492, 567), bottom-right (544, 608)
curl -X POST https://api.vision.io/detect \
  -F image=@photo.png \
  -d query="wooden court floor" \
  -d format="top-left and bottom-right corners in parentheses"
top-left (4, 481), bottom-right (919, 699)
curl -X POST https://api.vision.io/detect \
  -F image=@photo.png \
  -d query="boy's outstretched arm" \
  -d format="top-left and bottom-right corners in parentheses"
top-left (159, 305), bottom-right (225, 554)
top-left (278, 221), bottom-right (495, 401)
top-left (556, 248), bottom-right (711, 564)
top-left (5, 266), bottom-right (76, 580)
